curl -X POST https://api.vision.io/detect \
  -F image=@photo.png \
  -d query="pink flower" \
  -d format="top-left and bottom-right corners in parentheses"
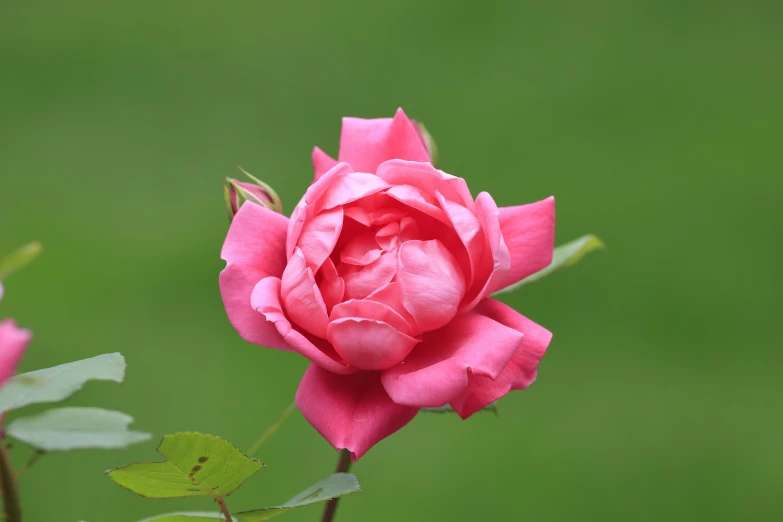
top-left (0, 287), bottom-right (31, 387)
top-left (0, 320), bottom-right (30, 387)
top-left (220, 109), bottom-right (555, 460)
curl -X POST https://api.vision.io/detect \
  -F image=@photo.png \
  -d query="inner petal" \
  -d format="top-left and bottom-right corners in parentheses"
top-left (340, 231), bottom-right (384, 266)
top-left (327, 317), bottom-right (419, 371)
top-left (397, 239), bottom-right (466, 333)
top-left (340, 252), bottom-right (397, 300)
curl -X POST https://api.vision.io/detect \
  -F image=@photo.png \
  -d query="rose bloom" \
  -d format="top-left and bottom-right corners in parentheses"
top-left (0, 284), bottom-right (32, 387)
top-left (220, 110), bottom-right (555, 459)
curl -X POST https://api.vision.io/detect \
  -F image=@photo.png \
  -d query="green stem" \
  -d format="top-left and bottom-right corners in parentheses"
top-left (0, 443), bottom-right (21, 522)
top-left (320, 449), bottom-right (352, 522)
top-left (15, 451), bottom-right (43, 480)
top-left (246, 401), bottom-right (297, 456)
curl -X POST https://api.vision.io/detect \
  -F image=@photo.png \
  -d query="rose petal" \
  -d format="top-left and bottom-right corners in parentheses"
top-left (435, 191), bottom-right (484, 290)
top-left (327, 317), bottom-right (419, 371)
top-left (397, 240), bottom-right (466, 332)
top-left (281, 248), bottom-right (330, 338)
top-left (287, 163), bottom-right (354, 257)
top-left (0, 319), bottom-right (32, 387)
top-left (341, 252), bottom-right (397, 300)
top-left (366, 282), bottom-right (418, 330)
top-left (312, 146), bottom-right (338, 182)
top-left (317, 172), bottom-right (391, 213)
top-left (376, 159), bottom-right (473, 210)
top-left (339, 230), bottom-right (383, 266)
top-left (338, 108), bottom-right (430, 173)
top-left (448, 299), bottom-right (552, 418)
top-left (380, 310), bottom-right (521, 407)
top-left (316, 258), bottom-right (345, 313)
top-left (251, 277), bottom-right (354, 375)
top-left (220, 203), bottom-right (291, 350)
top-left (221, 202), bottom-right (288, 275)
top-left (331, 299), bottom-right (414, 337)
top-left (374, 222), bottom-right (400, 250)
top-left (220, 264), bottom-right (290, 350)
top-left (296, 364), bottom-right (419, 460)
top-left (297, 206), bottom-right (343, 272)
top-left (384, 185), bottom-right (449, 224)
top-left (461, 192), bottom-right (512, 310)
top-left (495, 196), bottom-right (556, 290)
top-left (343, 194), bottom-right (407, 227)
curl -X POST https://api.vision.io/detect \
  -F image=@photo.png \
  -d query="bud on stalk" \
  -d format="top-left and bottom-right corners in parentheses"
top-left (224, 165), bottom-right (283, 221)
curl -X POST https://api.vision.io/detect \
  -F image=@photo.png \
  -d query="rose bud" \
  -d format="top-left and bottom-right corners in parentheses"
top-left (224, 166), bottom-right (283, 220)
top-left (0, 319), bottom-right (31, 389)
top-left (412, 120), bottom-right (438, 165)
top-left (219, 109), bottom-right (555, 460)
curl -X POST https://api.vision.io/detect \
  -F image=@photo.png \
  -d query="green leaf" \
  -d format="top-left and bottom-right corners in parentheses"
top-left (421, 402), bottom-right (498, 415)
top-left (0, 241), bottom-right (42, 280)
top-left (133, 474), bottom-right (361, 522)
top-left (6, 407), bottom-right (151, 451)
top-left (138, 513), bottom-right (234, 522)
top-left (234, 473), bottom-right (361, 522)
top-left (0, 353), bottom-right (125, 412)
top-left (107, 432), bottom-right (264, 499)
top-left (494, 234), bottom-right (605, 295)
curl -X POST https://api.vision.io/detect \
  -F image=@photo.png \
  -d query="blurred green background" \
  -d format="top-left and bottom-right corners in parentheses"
top-left (1, 0), bottom-right (781, 520)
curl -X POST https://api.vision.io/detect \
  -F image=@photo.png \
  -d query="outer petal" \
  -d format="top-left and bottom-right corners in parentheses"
top-left (220, 202), bottom-right (290, 350)
top-left (461, 192), bottom-right (512, 309)
top-left (495, 196), bottom-right (556, 290)
top-left (287, 163), bottom-right (354, 257)
top-left (296, 365), bottom-right (419, 460)
top-left (281, 249), bottom-right (330, 338)
top-left (251, 277), bottom-right (354, 375)
top-left (296, 206), bottom-right (343, 272)
top-left (338, 108), bottom-right (430, 173)
top-left (397, 240), bottom-right (466, 332)
top-left (220, 264), bottom-right (289, 350)
top-left (381, 311), bottom-right (521, 407)
top-left (449, 299), bottom-right (552, 418)
top-left (221, 202), bottom-right (288, 274)
top-left (435, 191), bottom-right (484, 289)
top-left (312, 146), bottom-right (338, 182)
top-left (0, 319), bottom-right (31, 387)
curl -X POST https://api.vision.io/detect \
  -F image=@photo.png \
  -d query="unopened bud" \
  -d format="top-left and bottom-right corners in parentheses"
top-left (224, 165), bottom-right (283, 221)
top-left (412, 120), bottom-right (438, 166)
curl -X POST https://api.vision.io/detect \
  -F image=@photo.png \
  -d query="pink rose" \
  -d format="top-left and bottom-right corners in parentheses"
top-left (220, 109), bottom-right (555, 460)
top-left (0, 287), bottom-right (31, 387)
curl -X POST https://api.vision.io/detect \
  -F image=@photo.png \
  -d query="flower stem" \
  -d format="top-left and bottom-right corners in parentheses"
top-left (0, 442), bottom-right (21, 522)
top-left (247, 401), bottom-right (297, 457)
top-left (216, 497), bottom-right (232, 522)
top-left (320, 449), bottom-right (352, 522)
top-left (15, 451), bottom-right (44, 480)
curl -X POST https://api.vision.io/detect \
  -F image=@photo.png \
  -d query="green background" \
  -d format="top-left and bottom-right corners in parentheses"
top-left (1, 1), bottom-right (781, 520)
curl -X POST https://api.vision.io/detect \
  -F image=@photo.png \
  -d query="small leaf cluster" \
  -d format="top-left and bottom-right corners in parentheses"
top-left (0, 353), bottom-right (151, 452)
